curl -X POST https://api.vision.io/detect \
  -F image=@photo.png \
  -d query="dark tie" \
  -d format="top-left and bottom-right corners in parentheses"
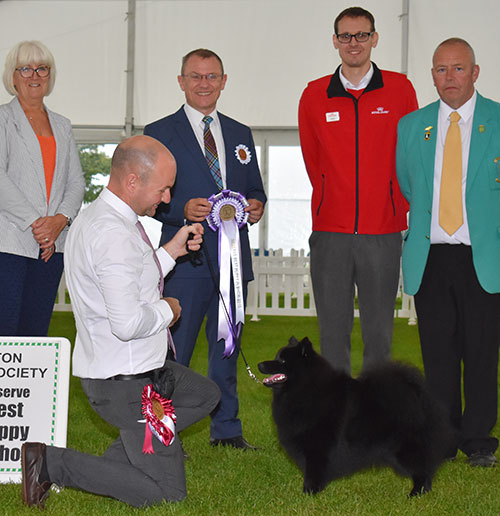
top-left (202, 115), bottom-right (223, 190)
top-left (439, 111), bottom-right (463, 235)
top-left (136, 220), bottom-right (175, 357)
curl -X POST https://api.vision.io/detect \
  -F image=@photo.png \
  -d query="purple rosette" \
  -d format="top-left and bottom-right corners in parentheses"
top-left (205, 190), bottom-right (249, 357)
top-left (206, 190), bottom-right (249, 232)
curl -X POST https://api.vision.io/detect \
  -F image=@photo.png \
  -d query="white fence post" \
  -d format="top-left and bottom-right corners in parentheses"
top-left (54, 273), bottom-right (72, 312)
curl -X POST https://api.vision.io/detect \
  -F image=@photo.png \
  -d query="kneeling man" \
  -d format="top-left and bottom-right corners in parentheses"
top-left (21, 136), bottom-right (220, 507)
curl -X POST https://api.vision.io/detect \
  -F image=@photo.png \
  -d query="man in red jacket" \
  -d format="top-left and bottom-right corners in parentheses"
top-left (299, 6), bottom-right (418, 375)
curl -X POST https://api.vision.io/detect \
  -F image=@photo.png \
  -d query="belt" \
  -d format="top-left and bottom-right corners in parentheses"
top-left (108, 369), bottom-right (157, 381)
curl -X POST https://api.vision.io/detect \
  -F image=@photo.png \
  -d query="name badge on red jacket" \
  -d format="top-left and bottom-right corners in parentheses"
top-left (325, 111), bottom-right (340, 122)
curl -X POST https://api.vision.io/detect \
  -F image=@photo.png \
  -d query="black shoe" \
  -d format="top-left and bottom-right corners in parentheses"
top-left (21, 442), bottom-right (52, 508)
top-left (210, 436), bottom-right (258, 450)
top-left (467, 451), bottom-right (498, 467)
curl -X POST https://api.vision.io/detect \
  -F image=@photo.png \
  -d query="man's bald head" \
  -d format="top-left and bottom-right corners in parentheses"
top-left (110, 135), bottom-right (175, 185)
top-left (433, 37), bottom-right (476, 67)
top-left (108, 135), bottom-right (177, 216)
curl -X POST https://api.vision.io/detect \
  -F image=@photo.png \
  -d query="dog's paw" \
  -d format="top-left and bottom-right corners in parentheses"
top-left (302, 480), bottom-right (322, 495)
top-left (408, 486), bottom-right (429, 497)
top-left (408, 476), bottom-right (432, 497)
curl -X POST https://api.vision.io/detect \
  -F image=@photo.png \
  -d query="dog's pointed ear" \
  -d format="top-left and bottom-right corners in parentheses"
top-left (300, 337), bottom-right (313, 357)
top-left (289, 336), bottom-right (299, 345)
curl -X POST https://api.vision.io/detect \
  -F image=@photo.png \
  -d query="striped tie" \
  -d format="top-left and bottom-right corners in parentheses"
top-left (203, 115), bottom-right (223, 190)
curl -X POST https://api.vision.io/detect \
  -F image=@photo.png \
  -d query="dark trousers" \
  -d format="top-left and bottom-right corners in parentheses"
top-left (165, 276), bottom-right (248, 440)
top-left (0, 251), bottom-right (63, 336)
top-left (309, 231), bottom-right (402, 375)
top-left (45, 361), bottom-right (220, 507)
top-left (414, 244), bottom-right (500, 456)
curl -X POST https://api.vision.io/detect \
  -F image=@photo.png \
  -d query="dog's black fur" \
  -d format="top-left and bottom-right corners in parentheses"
top-left (258, 337), bottom-right (455, 496)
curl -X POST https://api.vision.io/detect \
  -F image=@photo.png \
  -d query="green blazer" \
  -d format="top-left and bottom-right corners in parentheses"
top-left (396, 93), bottom-right (500, 295)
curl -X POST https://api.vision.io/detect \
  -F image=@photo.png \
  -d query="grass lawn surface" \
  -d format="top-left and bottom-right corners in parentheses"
top-left (2, 314), bottom-right (499, 515)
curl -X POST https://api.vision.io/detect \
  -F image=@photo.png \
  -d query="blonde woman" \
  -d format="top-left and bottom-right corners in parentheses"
top-left (0, 40), bottom-right (84, 336)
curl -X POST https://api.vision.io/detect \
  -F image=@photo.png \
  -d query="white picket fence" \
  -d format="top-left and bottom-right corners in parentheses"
top-left (245, 249), bottom-right (417, 324)
top-left (54, 249), bottom-right (417, 324)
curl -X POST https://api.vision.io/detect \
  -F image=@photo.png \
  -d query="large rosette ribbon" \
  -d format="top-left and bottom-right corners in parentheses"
top-left (138, 384), bottom-right (176, 454)
top-left (206, 190), bottom-right (249, 357)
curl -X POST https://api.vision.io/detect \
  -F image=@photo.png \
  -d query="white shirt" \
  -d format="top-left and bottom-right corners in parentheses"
top-left (64, 188), bottom-right (176, 379)
top-left (183, 103), bottom-right (227, 187)
top-left (430, 91), bottom-right (477, 244)
top-left (339, 63), bottom-right (374, 91)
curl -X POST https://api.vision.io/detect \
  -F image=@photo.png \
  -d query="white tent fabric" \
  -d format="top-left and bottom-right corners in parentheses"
top-left (1, 0), bottom-right (499, 131)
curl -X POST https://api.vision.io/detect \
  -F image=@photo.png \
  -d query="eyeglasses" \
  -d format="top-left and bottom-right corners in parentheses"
top-left (181, 73), bottom-right (223, 83)
top-left (336, 31), bottom-right (374, 44)
top-left (16, 66), bottom-right (51, 78)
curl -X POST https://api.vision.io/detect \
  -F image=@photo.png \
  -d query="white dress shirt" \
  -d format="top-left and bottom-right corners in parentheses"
top-left (64, 188), bottom-right (175, 379)
top-left (183, 103), bottom-right (227, 187)
top-left (339, 63), bottom-right (374, 91)
top-left (430, 91), bottom-right (477, 245)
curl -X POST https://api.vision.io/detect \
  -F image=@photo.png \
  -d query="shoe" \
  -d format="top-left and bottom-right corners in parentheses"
top-left (21, 442), bottom-right (52, 508)
top-left (210, 436), bottom-right (258, 450)
top-left (467, 451), bottom-right (498, 467)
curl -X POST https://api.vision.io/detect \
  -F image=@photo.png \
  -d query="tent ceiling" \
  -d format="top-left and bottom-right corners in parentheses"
top-left (1, 0), bottom-right (499, 135)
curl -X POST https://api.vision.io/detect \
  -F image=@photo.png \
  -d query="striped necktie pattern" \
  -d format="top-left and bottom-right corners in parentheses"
top-left (202, 115), bottom-right (223, 190)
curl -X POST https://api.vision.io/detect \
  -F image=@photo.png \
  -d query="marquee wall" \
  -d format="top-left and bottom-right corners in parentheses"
top-left (1, 0), bottom-right (498, 131)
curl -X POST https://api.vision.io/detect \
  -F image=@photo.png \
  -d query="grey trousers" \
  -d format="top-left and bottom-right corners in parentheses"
top-left (45, 361), bottom-right (220, 507)
top-left (309, 231), bottom-right (402, 375)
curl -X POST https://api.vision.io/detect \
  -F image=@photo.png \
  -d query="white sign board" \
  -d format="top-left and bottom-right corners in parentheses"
top-left (0, 337), bottom-right (71, 483)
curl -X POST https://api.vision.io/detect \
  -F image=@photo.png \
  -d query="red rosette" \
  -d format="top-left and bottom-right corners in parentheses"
top-left (140, 384), bottom-right (176, 454)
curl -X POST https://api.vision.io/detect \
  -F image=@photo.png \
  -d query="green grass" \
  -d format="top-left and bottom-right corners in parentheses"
top-left (2, 314), bottom-right (500, 515)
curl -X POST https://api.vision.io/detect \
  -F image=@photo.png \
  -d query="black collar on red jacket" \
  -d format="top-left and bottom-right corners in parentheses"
top-left (326, 62), bottom-right (384, 98)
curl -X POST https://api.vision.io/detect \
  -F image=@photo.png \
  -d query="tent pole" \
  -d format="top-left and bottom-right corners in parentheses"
top-left (125, 0), bottom-right (136, 138)
top-left (400, 0), bottom-right (410, 75)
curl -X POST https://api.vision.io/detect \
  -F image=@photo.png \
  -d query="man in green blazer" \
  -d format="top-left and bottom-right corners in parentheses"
top-left (397, 38), bottom-right (500, 467)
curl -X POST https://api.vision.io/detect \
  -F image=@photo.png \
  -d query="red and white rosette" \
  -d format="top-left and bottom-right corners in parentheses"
top-left (139, 384), bottom-right (176, 454)
top-left (206, 190), bottom-right (249, 357)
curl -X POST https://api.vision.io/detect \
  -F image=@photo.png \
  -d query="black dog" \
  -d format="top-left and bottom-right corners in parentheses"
top-left (258, 337), bottom-right (455, 496)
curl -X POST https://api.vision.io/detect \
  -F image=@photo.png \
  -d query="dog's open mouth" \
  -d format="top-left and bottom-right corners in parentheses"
top-left (262, 373), bottom-right (287, 386)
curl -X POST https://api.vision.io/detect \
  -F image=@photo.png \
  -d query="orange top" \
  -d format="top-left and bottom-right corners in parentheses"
top-left (36, 135), bottom-right (56, 204)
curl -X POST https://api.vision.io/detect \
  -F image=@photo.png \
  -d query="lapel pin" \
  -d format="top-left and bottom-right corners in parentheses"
top-left (424, 126), bottom-right (433, 141)
top-left (479, 125), bottom-right (485, 133)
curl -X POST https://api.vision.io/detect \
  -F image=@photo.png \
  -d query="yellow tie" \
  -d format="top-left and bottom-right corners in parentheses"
top-left (439, 111), bottom-right (463, 235)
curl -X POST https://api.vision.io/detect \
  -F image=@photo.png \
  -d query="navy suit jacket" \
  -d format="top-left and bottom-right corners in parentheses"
top-left (144, 106), bottom-right (266, 281)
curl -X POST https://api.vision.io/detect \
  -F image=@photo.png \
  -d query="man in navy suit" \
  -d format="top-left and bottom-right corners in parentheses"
top-left (144, 49), bottom-right (266, 449)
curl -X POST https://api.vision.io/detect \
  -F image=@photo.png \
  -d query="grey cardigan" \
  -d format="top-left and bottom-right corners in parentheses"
top-left (0, 96), bottom-right (85, 258)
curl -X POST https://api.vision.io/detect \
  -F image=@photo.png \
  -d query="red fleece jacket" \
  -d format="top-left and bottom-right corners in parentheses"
top-left (299, 63), bottom-right (418, 234)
